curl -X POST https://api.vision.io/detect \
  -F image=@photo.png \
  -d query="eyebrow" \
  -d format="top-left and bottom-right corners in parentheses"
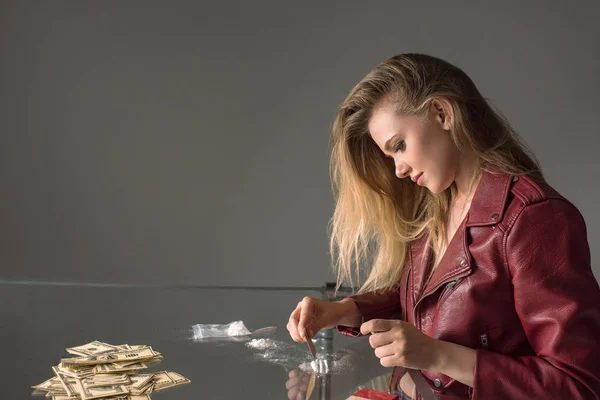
top-left (384, 134), bottom-right (400, 152)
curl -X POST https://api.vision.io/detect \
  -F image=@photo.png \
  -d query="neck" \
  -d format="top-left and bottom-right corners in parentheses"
top-left (454, 152), bottom-right (480, 200)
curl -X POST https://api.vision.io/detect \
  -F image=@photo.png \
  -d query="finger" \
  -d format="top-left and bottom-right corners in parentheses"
top-left (297, 297), bottom-right (315, 340)
top-left (285, 376), bottom-right (302, 389)
top-left (368, 331), bottom-right (394, 349)
top-left (379, 354), bottom-right (398, 368)
top-left (359, 320), bottom-right (374, 336)
top-left (374, 342), bottom-right (398, 359)
top-left (288, 306), bottom-right (302, 342)
top-left (288, 388), bottom-right (302, 400)
top-left (289, 369), bottom-right (299, 378)
top-left (360, 319), bottom-right (390, 336)
top-left (289, 387), bottom-right (306, 400)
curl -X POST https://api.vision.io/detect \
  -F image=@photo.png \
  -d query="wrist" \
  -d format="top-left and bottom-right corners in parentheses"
top-left (432, 339), bottom-right (450, 373)
top-left (335, 298), bottom-right (361, 327)
top-left (431, 339), bottom-right (476, 387)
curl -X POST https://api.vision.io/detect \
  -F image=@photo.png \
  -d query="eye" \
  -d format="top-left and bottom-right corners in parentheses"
top-left (394, 140), bottom-right (405, 153)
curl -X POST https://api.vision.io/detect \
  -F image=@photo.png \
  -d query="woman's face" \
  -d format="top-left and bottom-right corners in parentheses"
top-left (368, 100), bottom-right (460, 194)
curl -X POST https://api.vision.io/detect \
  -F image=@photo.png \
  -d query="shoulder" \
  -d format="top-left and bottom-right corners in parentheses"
top-left (468, 170), bottom-right (584, 229)
top-left (504, 174), bottom-right (587, 238)
top-left (510, 174), bottom-right (568, 206)
top-left (503, 175), bottom-right (592, 277)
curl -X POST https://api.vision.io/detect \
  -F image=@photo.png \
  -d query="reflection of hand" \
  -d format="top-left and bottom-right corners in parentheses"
top-left (285, 368), bottom-right (311, 400)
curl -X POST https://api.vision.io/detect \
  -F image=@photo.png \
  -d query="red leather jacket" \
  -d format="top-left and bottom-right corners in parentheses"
top-left (337, 170), bottom-right (600, 399)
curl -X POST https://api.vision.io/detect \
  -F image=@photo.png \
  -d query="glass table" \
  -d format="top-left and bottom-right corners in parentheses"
top-left (2, 281), bottom-right (395, 399)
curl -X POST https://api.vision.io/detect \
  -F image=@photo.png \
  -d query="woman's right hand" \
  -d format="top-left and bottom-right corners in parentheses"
top-left (286, 296), bottom-right (360, 342)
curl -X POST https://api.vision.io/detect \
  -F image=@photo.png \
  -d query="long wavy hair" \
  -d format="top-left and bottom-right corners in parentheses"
top-left (329, 53), bottom-right (543, 295)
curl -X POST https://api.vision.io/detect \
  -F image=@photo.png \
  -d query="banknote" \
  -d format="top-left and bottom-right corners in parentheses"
top-left (61, 348), bottom-right (160, 367)
top-left (51, 397), bottom-right (150, 400)
top-left (66, 341), bottom-right (122, 357)
top-left (82, 373), bottom-right (131, 388)
top-left (149, 371), bottom-right (173, 392)
top-left (52, 366), bottom-right (75, 396)
top-left (73, 378), bottom-right (128, 400)
top-left (31, 377), bottom-right (56, 391)
top-left (116, 345), bottom-right (147, 351)
top-left (152, 371), bottom-right (190, 392)
top-left (33, 341), bottom-right (189, 400)
top-left (55, 364), bottom-right (95, 379)
top-left (125, 374), bottom-right (154, 394)
top-left (165, 371), bottom-right (191, 387)
top-left (94, 361), bottom-right (148, 374)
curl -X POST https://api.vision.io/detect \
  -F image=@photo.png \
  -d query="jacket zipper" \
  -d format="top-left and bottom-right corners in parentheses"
top-left (413, 272), bottom-right (470, 330)
top-left (438, 279), bottom-right (460, 304)
top-left (480, 333), bottom-right (489, 349)
top-left (403, 265), bottom-right (411, 322)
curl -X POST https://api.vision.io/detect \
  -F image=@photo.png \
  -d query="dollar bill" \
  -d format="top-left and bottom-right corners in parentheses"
top-left (46, 393), bottom-right (77, 399)
top-left (166, 371), bottom-right (191, 386)
top-left (55, 364), bottom-right (95, 379)
top-left (152, 371), bottom-right (190, 392)
top-left (51, 396), bottom-right (149, 400)
top-left (148, 371), bottom-right (173, 392)
top-left (124, 374), bottom-right (153, 393)
top-left (52, 366), bottom-right (75, 396)
top-left (83, 373), bottom-right (131, 388)
top-left (33, 341), bottom-right (189, 399)
top-left (50, 397), bottom-right (81, 400)
top-left (116, 344), bottom-right (147, 351)
top-left (31, 377), bottom-right (57, 391)
top-left (73, 378), bottom-right (128, 400)
top-left (94, 361), bottom-right (147, 374)
top-left (61, 348), bottom-right (160, 367)
top-left (66, 341), bottom-right (122, 356)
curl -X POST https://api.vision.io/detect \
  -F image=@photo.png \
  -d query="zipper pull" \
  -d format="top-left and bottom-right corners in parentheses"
top-left (480, 333), bottom-right (489, 349)
top-left (439, 279), bottom-right (459, 302)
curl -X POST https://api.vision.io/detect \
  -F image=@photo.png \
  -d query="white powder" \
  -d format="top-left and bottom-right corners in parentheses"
top-left (246, 338), bottom-right (275, 350)
top-left (298, 361), bottom-right (315, 372)
top-left (299, 360), bottom-right (330, 374)
top-left (243, 338), bottom-right (355, 375)
top-left (227, 321), bottom-right (251, 336)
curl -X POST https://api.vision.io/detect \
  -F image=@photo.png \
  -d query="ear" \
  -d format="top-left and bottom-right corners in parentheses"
top-left (431, 99), bottom-right (452, 131)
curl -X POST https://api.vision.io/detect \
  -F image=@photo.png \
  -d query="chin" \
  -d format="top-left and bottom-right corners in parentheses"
top-left (428, 182), bottom-right (451, 195)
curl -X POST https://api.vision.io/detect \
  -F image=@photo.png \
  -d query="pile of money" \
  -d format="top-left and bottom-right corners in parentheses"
top-left (31, 340), bottom-right (190, 399)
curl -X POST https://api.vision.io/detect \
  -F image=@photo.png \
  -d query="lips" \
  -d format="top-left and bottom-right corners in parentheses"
top-left (412, 172), bottom-right (423, 184)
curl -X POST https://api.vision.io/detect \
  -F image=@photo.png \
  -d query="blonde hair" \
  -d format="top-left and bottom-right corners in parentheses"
top-left (329, 53), bottom-right (542, 295)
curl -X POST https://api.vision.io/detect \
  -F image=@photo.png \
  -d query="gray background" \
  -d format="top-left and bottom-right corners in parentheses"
top-left (1, 1), bottom-right (598, 287)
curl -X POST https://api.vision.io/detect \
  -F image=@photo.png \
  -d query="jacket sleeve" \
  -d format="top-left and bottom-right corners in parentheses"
top-left (336, 289), bottom-right (401, 337)
top-left (472, 198), bottom-right (600, 399)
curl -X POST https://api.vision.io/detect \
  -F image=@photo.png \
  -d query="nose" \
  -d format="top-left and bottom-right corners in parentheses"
top-left (395, 161), bottom-right (411, 179)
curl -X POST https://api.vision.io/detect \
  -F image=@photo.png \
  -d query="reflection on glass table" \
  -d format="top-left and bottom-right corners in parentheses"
top-left (2, 281), bottom-right (435, 399)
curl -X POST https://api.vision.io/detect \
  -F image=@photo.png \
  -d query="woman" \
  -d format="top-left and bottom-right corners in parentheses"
top-left (286, 53), bottom-right (600, 399)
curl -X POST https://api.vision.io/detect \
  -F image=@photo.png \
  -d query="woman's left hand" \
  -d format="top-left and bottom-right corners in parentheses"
top-left (360, 319), bottom-right (442, 371)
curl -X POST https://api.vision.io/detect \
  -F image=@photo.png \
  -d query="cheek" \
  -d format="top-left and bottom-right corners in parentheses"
top-left (424, 139), bottom-right (458, 190)
top-left (408, 141), bottom-right (427, 167)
